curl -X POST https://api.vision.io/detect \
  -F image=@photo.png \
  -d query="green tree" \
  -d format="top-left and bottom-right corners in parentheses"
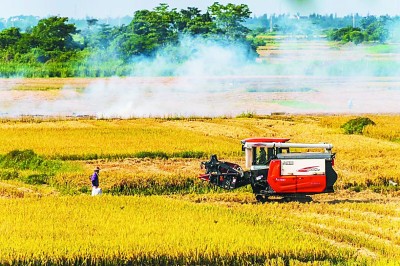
top-left (349, 30), bottom-right (365, 44)
top-left (112, 30), bottom-right (159, 59)
top-left (0, 27), bottom-right (35, 62)
top-left (85, 23), bottom-right (115, 49)
top-left (0, 27), bottom-right (21, 49)
top-left (178, 7), bottom-right (217, 35)
top-left (328, 15), bottom-right (389, 44)
top-left (130, 4), bottom-right (179, 44)
top-left (115, 4), bottom-right (181, 60)
top-left (112, 3), bottom-right (256, 61)
top-left (208, 2), bottom-right (251, 40)
top-left (327, 26), bottom-right (366, 44)
top-left (86, 18), bottom-right (98, 29)
top-left (360, 15), bottom-right (377, 30)
top-left (366, 21), bottom-right (388, 43)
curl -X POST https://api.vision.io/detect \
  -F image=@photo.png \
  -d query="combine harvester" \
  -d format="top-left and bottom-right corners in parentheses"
top-left (199, 138), bottom-right (337, 202)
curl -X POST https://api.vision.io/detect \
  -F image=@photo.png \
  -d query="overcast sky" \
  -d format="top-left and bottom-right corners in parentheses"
top-left (1, 0), bottom-right (400, 19)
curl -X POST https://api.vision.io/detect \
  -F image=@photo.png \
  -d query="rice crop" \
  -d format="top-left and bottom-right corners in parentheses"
top-left (0, 115), bottom-right (400, 264)
top-left (0, 118), bottom-right (240, 159)
top-left (0, 115), bottom-right (400, 192)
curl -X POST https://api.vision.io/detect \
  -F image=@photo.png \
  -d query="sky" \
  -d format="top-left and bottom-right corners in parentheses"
top-left (1, 0), bottom-right (400, 19)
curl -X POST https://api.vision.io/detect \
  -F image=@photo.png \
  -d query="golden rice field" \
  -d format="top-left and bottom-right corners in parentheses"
top-left (0, 115), bottom-right (400, 265)
top-left (1, 115), bottom-right (399, 189)
top-left (1, 195), bottom-right (400, 265)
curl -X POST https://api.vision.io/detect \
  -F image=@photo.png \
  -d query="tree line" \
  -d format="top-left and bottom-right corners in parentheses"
top-left (0, 3), bottom-right (256, 77)
top-left (326, 15), bottom-right (390, 44)
top-left (0, 3), bottom-right (397, 77)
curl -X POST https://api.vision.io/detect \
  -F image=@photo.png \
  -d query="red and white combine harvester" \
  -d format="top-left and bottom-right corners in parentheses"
top-left (199, 138), bottom-right (337, 202)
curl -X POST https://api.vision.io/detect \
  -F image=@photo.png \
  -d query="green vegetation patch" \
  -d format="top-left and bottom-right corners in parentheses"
top-left (0, 149), bottom-right (70, 186)
top-left (365, 44), bottom-right (398, 54)
top-left (0, 149), bottom-right (57, 170)
top-left (341, 117), bottom-right (376, 135)
top-left (236, 112), bottom-right (256, 118)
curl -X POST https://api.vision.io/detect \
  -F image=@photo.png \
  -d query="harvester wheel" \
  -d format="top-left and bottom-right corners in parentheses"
top-left (255, 195), bottom-right (268, 203)
top-left (283, 197), bottom-right (292, 202)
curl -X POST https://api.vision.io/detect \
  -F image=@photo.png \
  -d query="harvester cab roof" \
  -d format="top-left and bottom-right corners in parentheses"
top-left (241, 137), bottom-right (334, 168)
top-left (199, 137), bottom-right (337, 202)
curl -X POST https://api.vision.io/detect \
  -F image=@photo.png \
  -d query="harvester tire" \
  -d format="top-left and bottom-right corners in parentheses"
top-left (255, 195), bottom-right (268, 203)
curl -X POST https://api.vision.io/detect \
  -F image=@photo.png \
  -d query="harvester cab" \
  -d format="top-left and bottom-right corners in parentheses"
top-left (199, 138), bottom-right (337, 201)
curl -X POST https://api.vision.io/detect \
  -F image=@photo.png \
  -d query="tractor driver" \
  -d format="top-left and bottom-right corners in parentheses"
top-left (257, 147), bottom-right (267, 165)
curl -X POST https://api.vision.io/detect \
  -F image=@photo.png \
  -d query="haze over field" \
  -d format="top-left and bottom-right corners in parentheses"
top-left (1, 1), bottom-right (400, 117)
top-left (1, 0), bottom-right (399, 18)
top-left (2, 37), bottom-right (400, 117)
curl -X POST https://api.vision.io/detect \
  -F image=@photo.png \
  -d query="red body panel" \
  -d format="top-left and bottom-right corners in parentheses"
top-left (267, 160), bottom-right (327, 193)
top-left (296, 175), bottom-right (326, 193)
top-left (267, 160), bottom-right (296, 193)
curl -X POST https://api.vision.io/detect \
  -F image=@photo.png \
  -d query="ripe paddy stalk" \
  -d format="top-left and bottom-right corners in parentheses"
top-left (1, 115), bottom-right (400, 192)
top-left (0, 119), bottom-right (239, 158)
top-left (0, 195), bottom-right (359, 264)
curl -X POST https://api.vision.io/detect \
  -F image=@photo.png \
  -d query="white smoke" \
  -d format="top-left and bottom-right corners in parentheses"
top-left (1, 34), bottom-right (400, 117)
top-left (0, 36), bottom-right (258, 117)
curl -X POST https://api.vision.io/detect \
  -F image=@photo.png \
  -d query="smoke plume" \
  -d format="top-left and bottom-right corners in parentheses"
top-left (1, 34), bottom-right (400, 117)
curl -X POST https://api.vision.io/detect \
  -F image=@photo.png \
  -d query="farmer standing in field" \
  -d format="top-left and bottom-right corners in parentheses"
top-left (90, 166), bottom-right (102, 196)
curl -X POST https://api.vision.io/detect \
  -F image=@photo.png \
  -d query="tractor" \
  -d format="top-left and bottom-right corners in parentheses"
top-left (199, 138), bottom-right (337, 202)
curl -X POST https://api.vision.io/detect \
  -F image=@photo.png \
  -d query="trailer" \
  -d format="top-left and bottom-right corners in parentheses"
top-left (199, 138), bottom-right (337, 202)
